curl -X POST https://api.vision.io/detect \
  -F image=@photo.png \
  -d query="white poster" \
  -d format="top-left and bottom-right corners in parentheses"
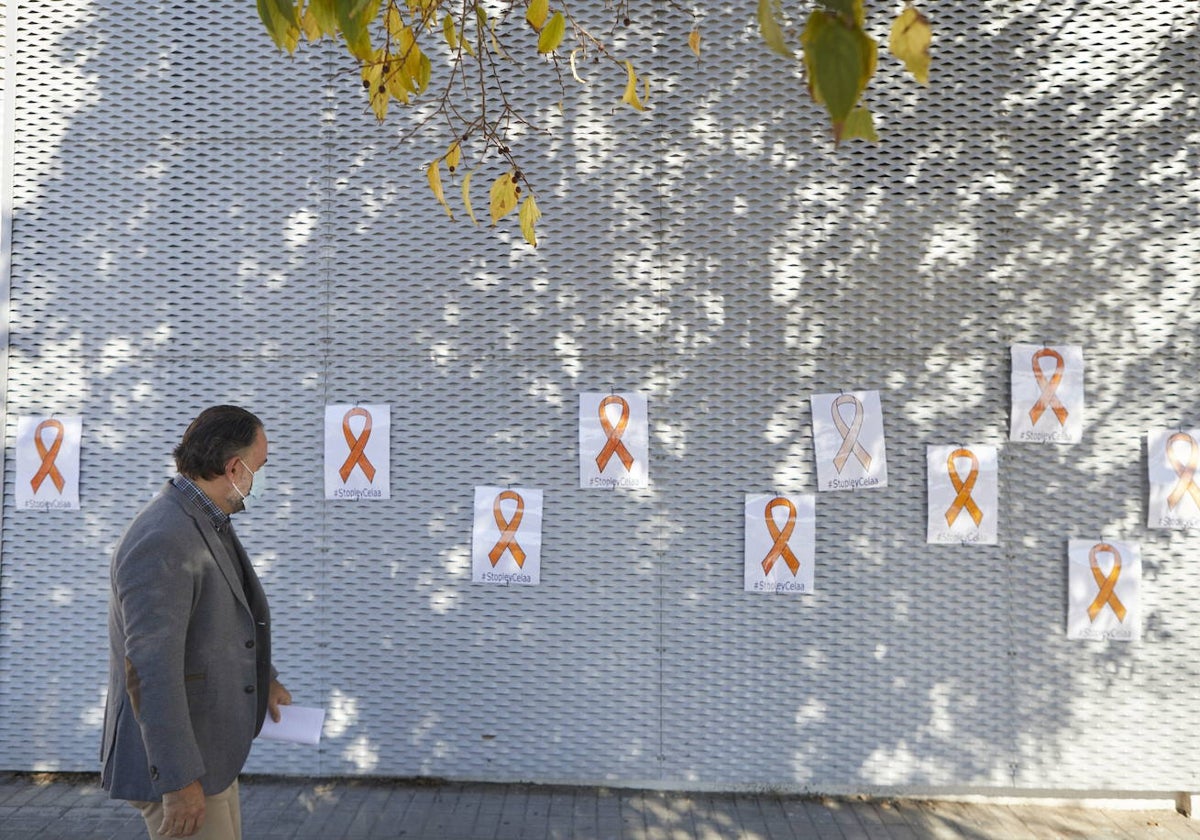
top-left (1147, 428), bottom-right (1200, 530)
top-left (1010, 344), bottom-right (1084, 444)
top-left (811, 390), bottom-right (888, 491)
top-left (926, 445), bottom-right (999, 545)
top-left (579, 392), bottom-right (649, 489)
top-left (744, 494), bottom-right (815, 594)
top-left (472, 486), bottom-right (542, 585)
top-left (1067, 539), bottom-right (1140, 642)
top-left (15, 415), bottom-right (82, 511)
top-left (324, 404), bottom-right (390, 500)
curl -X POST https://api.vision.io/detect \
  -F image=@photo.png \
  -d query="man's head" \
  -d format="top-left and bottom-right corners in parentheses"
top-left (174, 405), bottom-right (263, 479)
top-left (174, 406), bottom-right (268, 513)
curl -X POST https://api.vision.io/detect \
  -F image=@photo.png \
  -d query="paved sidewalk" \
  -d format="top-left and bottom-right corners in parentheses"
top-left (1, 773), bottom-right (1197, 840)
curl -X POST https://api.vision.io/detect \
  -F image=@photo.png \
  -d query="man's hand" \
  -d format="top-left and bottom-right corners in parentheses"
top-left (160, 779), bottom-right (205, 837)
top-left (268, 679), bottom-right (292, 723)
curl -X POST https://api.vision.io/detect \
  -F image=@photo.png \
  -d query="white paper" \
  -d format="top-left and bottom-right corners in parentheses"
top-left (926, 445), bottom-right (999, 545)
top-left (1010, 344), bottom-right (1084, 444)
top-left (744, 494), bottom-right (816, 594)
top-left (1067, 539), bottom-right (1140, 642)
top-left (1147, 428), bottom-right (1200, 530)
top-left (258, 705), bottom-right (326, 745)
top-left (324, 404), bottom-right (390, 500)
top-left (472, 486), bottom-right (543, 585)
top-left (15, 415), bottom-right (82, 511)
top-left (579, 392), bottom-right (649, 489)
top-left (811, 391), bottom-right (888, 491)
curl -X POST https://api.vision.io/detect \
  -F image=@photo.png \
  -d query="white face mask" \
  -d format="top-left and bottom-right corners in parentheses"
top-left (231, 458), bottom-right (267, 510)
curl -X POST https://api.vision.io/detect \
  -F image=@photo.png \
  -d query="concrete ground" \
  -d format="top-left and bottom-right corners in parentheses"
top-left (1, 773), bottom-right (1198, 839)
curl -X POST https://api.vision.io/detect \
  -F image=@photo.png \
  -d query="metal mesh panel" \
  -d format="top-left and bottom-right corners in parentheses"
top-left (0, 0), bottom-right (1197, 795)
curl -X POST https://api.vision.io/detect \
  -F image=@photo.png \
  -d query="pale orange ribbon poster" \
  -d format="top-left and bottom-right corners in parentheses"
top-left (339, 407), bottom-right (377, 482)
top-left (830, 394), bottom-right (872, 473)
top-left (487, 490), bottom-right (527, 568)
top-left (16, 415), bottom-right (82, 511)
top-left (744, 493), bottom-right (815, 594)
top-left (1067, 539), bottom-right (1138, 641)
top-left (811, 391), bottom-right (887, 491)
top-left (944, 448), bottom-right (983, 527)
top-left (580, 392), bottom-right (649, 489)
top-left (1148, 427), bottom-right (1200, 529)
top-left (30, 419), bottom-right (66, 494)
top-left (324, 404), bottom-right (390, 500)
top-left (473, 486), bottom-right (542, 584)
top-left (1010, 344), bottom-right (1083, 443)
top-left (1164, 432), bottom-right (1200, 511)
top-left (760, 497), bottom-right (800, 576)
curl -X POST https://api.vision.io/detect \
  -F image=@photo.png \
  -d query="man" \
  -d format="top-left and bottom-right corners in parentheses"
top-left (101, 405), bottom-right (291, 839)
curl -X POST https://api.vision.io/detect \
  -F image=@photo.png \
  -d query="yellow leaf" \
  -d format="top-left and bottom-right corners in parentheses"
top-left (443, 14), bottom-right (458, 49)
top-left (519, 195), bottom-right (541, 247)
top-left (385, 63), bottom-right (411, 104)
top-left (300, 8), bottom-right (322, 42)
top-left (462, 169), bottom-right (479, 225)
top-left (538, 11), bottom-right (566, 54)
top-left (362, 61), bottom-right (389, 120)
top-left (756, 0), bottom-right (792, 58)
top-left (840, 105), bottom-right (879, 143)
top-left (526, 0), bottom-right (549, 32)
top-left (569, 48), bottom-right (587, 83)
top-left (427, 159), bottom-right (453, 218)
top-left (889, 5), bottom-right (931, 85)
top-left (688, 29), bottom-right (701, 59)
top-left (385, 5), bottom-right (405, 37)
top-left (489, 171), bottom-right (520, 225)
top-left (445, 141), bottom-right (462, 173)
top-left (621, 60), bottom-right (647, 111)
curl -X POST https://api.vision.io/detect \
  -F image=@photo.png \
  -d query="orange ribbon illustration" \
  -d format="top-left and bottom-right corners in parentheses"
top-left (488, 490), bottom-right (527, 568)
top-left (30, 419), bottom-right (66, 494)
top-left (1028, 348), bottom-right (1069, 427)
top-left (1165, 431), bottom-right (1200, 511)
top-left (339, 407), bottom-right (377, 482)
top-left (831, 394), bottom-right (872, 473)
top-left (595, 395), bottom-right (635, 472)
top-left (761, 497), bottom-right (800, 576)
top-left (1087, 543), bottom-right (1127, 622)
top-left (944, 448), bottom-right (983, 527)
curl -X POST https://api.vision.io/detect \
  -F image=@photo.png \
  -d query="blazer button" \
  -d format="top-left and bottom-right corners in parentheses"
top-left (150, 766), bottom-right (159, 780)
top-left (245, 640), bottom-right (255, 648)
top-left (244, 685), bottom-right (255, 694)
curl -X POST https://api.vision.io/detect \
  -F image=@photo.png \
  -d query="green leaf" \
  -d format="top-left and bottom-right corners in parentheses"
top-left (335, 0), bottom-right (380, 60)
top-left (537, 11), bottom-right (566, 54)
top-left (801, 9), bottom-right (877, 136)
top-left (818, 0), bottom-right (864, 26)
top-left (269, 0), bottom-right (300, 28)
top-left (840, 105), bottom-right (879, 143)
top-left (756, 0), bottom-right (792, 58)
top-left (307, 0), bottom-right (340, 35)
top-left (257, 0), bottom-right (299, 50)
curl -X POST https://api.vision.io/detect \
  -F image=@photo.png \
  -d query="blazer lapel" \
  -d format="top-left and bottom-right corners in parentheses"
top-left (199, 526), bottom-right (252, 612)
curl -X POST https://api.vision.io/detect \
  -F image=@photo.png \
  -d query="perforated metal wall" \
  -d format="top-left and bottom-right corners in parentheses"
top-left (0, 0), bottom-right (1197, 796)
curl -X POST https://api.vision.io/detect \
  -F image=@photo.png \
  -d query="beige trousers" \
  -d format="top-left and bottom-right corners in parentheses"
top-left (133, 780), bottom-right (241, 840)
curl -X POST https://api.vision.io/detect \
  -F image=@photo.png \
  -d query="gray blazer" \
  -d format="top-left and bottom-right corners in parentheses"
top-left (101, 481), bottom-right (273, 801)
